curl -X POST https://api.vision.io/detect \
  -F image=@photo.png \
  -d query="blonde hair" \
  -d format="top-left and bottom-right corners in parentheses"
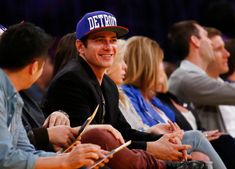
top-left (107, 39), bottom-right (126, 75)
top-left (157, 66), bottom-right (169, 93)
top-left (124, 36), bottom-right (163, 94)
top-left (106, 39), bottom-right (128, 105)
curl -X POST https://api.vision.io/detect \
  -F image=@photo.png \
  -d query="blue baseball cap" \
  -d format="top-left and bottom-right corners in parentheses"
top-left (76, 11), bottom-right (129, 40)
top-left (0, 24), bottom-right (7, 36)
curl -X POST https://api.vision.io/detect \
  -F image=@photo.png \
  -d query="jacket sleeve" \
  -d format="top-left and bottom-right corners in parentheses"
top-left (27, 128), bottom-right (54, 151)
top-left (170, 70), bottom-right (235, 106)
top-left (0, 111), bottom-right (54, 169)
top-left (42, 72), bottom-right (92, 127)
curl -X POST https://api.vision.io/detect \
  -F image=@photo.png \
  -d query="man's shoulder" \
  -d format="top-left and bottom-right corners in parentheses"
top-left (53, 59), bottom-right (89, 83)
top-left (169, 67), bottom-right (188, 86)
top-left (59, 58), bottom-right (83, 74)
top-left (169, 67), bottom-right (205, 96)
top-left (170, 66), bottom-right (203, 82)
top-left (171, 66), bottom-right (190, 75)
top-left (0, 70), bottom-right (17, 106)
top-left (103, 74), bottom-right (116, 85)
top-left (103, 75), bottom-right (118, 92)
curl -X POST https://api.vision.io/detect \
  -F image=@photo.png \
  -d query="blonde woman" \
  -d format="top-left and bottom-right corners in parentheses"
top-left (107, 39), bottom-right (175, 134)
top-left (107, 39), bottom-right (153, 132)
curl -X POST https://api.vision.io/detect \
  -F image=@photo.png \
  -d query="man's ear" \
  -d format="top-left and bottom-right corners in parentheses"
top-left (28, 60), bottom-right (39, 75)
top-left (76, 39), bottom-right (85, 55)
top-left (190, 35), bottom-right (200, 48)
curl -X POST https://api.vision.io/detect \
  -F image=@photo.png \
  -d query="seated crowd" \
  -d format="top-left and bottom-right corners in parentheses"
top-left (1, 10), bottom-right (235, 169)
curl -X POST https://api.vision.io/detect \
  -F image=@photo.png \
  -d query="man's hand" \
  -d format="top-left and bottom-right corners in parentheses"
top-left (92, 150), bottom-right (112, 169)
top-left (147, 121), bottom-right (184, 138)
top-left (146, 131), bottom-right (191, 161)
top-left (47, 126), bottom-right (77, 148)
top-left (203, 130), bottom-right (223, 141)
top-left (168, 121), bottom-right (184, 139)
top-left (64, 142), bottom-right (109, 169)
top-left (43, 111), bottom-right (70, 128)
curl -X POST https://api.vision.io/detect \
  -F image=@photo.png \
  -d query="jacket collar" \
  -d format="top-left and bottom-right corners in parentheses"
top-left (180, 60), bottom-right (206, 75)
top-left (0, 68), bottom-right (19, 101)
top-left (76, 56), bottom-right (100, 86)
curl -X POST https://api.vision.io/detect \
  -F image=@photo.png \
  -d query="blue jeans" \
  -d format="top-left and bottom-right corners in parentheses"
top-left (182, 130), bottom-right (226, 169)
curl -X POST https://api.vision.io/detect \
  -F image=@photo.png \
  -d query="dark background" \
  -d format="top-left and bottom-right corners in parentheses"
top-left (1, 0), bottom-right (235, 61)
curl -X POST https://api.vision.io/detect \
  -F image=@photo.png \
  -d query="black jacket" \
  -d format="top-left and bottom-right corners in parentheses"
top-left (43, 56), bottom-right (161, 150)
top-left (20, 91), bottom-right (53, 151)
top-left (157, 92), bottom-right (205, 131)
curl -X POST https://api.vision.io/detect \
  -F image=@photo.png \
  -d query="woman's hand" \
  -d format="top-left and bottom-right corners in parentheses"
top-left (203, 130), bottom-right (223, 141)
top-left (147, 123), bottom-right (173, 135)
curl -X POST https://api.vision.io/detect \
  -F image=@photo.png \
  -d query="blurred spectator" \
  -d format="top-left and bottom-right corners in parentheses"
top-left (221, 39), bottom-right (235, 82)
top-left (27, 55), bottom-right (54, 104)
top-left (168, 20), bottom-right (235, 133)
top-left (53, 32), bottom-right (77, 76)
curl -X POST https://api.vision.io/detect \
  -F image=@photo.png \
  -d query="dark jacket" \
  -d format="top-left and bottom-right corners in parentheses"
top-left (20, 91), bottom-right (53, 151)
top-left (42, 56), bottom-right (161, 150)
top-left (157, 92), bottom-right (204, 131)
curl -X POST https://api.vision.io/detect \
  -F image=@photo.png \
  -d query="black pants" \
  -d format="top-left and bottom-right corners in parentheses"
top-left (211, 134), bottom-right (235, 169)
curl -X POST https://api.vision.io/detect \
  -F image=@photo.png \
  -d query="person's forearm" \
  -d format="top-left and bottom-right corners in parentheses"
top-left (35, 155), bottom-right (67, 169)
top-left (146, 142), bottom-right (156, 155)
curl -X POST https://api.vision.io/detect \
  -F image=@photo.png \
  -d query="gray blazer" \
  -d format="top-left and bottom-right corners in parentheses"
top-left (169, 60), bottom-right (235, 132)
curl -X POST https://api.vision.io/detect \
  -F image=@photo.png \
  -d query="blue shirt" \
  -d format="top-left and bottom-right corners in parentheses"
top-left (0, 69), bottom-right (54, 169)
top-left (122, 85), bottom-right (175, 127)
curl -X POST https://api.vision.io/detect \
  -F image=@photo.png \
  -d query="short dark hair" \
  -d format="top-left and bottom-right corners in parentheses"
top-left (168, 20), bottom-right (199, 60)
top-left (205, 27), bottom-right (222, 39)
top-left (0, 22), bottom-right (51, 70)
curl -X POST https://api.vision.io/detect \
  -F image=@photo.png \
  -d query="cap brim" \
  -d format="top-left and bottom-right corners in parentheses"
top-left (0, 24), bottom-right (7, 36)
top-left (83, 26), bottom-right (129, 39)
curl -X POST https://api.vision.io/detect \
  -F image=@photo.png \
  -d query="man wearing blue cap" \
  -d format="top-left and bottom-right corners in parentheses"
top-left (43, 11), bottom-right (196, 169)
